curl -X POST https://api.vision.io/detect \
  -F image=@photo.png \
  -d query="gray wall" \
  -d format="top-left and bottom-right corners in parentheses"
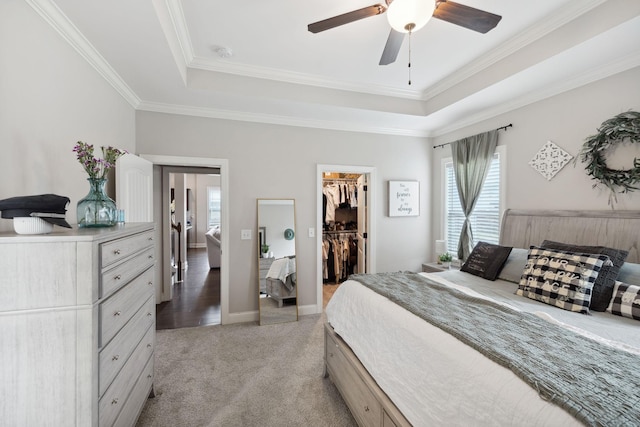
top-left (430, 66), bottom-right (640, 256)
top-left (0, 0), bottom-right (136, 228)
top-left (136, 113), bottom-right (432, 314)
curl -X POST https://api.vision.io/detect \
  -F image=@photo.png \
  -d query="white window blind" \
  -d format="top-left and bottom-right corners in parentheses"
top-left (444, 151), bottom-right (501, 256)
top-left (207, 186), bottom-right (221, 227)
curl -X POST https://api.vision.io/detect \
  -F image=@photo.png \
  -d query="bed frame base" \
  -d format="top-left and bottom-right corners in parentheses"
top-left (324, 323), bottom-right (411, 427)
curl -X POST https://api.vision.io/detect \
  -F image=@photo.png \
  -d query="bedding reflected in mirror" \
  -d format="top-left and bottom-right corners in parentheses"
top-left (257, 199), bottom-right (298, 325)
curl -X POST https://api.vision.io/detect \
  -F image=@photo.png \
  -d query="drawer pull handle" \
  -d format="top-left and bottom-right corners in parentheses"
top-left (148, 281), bottom-right (153, 286)
top-left (114, 311), bottom-right (121, 317)
top-left (364, 406), bottom-right (369, 412)
top-left (147, 312), bottom-right (152, 317)
top-left (148, 237), bottom-right (153, 241)
top-left (147, 343), bottom-right (152, 348)
top-left (112, 398), bottom-right (119, 405)
top-left (112, 355), bottom-right (119, 361)
top-left (114, 275), bottom-right (122, 281)
top-left (148, 255), bottom-right (153, 259)
top-left (113, 249), bottom-right (121, 255)
top-left (147, 374), bottom-right (152, 379)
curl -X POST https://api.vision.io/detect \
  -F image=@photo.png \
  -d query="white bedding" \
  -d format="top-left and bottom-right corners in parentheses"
top-left (325, 271), bottom-right (640, 427)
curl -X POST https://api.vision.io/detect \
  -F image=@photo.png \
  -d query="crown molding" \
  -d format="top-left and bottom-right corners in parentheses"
top-left (26, 0), bottom-right (141, 108)
top-left (137, 101), bottom-right (430, 138)
top-left (188, 57), bottom-right (422, 100)
top-left (163, 0), bottom-right (195, 64)
top-left (432, 49), bottom-right (640, 138)
top-left (422, 0), bottom-right (607, 100)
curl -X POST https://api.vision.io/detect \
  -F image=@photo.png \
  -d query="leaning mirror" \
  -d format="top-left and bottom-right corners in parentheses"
top-left (257, 199), bottom-right (298, 325)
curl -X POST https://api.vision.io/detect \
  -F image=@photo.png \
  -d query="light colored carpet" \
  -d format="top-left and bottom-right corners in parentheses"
top-left (136, 314), bottom-right (356, 427)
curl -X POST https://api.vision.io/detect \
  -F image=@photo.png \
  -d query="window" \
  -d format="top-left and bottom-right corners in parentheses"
top-left (442, 146), bottom-right (505, 257)
top-left (207, 186), bottom-right (221, 227)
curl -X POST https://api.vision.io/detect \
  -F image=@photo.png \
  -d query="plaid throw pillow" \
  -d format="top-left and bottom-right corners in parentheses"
top-left (607, 281), bottom-right (640, 321)
top-left (516, 246), bottom-right (611, 313)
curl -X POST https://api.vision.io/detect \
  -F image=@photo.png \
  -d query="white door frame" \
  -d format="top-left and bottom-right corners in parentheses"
top-left (141, 155), bottom-right (230, 325)
top-left (316, 164), bottom-right (376, 313)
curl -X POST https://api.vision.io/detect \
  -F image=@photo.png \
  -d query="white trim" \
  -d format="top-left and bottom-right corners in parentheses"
top-left (316, 164), bottom-right (377, 314)
top-left (136, 101), bottom-right (429, 138)
top-left (26, 0), bottom-right (141, 108)
top-left (141, 154), bottom-right (231, 325)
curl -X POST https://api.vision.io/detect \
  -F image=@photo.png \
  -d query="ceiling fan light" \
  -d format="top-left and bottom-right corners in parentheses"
top-left (386, 0), bottom-right (435, 33)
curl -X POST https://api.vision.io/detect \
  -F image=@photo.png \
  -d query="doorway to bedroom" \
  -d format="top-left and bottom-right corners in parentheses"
top-left (156, 167), bottom-right (222, 329)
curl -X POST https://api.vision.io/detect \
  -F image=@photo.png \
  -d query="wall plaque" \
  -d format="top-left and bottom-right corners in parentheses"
top-left (388, 181), bottom-right (419, 217)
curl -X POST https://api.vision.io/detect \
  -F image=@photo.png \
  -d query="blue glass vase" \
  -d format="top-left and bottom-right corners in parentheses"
top-left (77, 178), bottom-right (117, 228)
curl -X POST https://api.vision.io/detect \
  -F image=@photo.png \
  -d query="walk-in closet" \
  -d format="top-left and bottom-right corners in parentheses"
top-left (322, 172), bottom-right (364, 284)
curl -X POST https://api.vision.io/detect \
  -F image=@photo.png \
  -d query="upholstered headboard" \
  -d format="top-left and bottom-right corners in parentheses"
top-left (499, 209), bottom-right (640, 263)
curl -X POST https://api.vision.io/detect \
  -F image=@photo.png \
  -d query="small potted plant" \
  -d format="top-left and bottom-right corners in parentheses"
top-left (261, 244), bottom-right (270, 258)
top-left (438, 252), bottom-right (452, 268)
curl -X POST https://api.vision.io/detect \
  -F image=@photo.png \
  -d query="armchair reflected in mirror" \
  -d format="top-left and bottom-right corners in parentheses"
top-left (257, 199), bottom-right (298, 325)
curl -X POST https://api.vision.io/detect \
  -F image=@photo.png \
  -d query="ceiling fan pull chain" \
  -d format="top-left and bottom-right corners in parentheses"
top-left (407, 28), bottom-right (412, 85)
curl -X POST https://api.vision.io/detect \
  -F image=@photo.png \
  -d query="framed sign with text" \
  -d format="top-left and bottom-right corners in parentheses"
top-left (388, 181), bottom-right (419, 217)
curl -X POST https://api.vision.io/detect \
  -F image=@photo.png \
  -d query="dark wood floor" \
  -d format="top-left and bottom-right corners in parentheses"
top-left (156, 248), bottom-right (221, 329)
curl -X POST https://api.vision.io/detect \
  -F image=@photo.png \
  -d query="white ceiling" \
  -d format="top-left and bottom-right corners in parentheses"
top-left (29, 0), bottom-right (640, 137)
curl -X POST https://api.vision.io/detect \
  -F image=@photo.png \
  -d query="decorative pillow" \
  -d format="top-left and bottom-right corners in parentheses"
top-left (516, 246), bottom-right (611, 313)
top-left (461, 241), bottom-right (513, 281)
top-left (541, 240), bottom-right (629, 311)
top-left (607, 281), bottom-right (640, 321)
top-left (618, 262), bottom-right (640, 287)
top-left (497, 248), bottom-right (529, 283)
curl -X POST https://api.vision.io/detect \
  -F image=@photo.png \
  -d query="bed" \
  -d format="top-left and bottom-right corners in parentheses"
top-left (265, 256), bottom-right (297, 307)
top-left (324, 209), bottom-right (640, 427)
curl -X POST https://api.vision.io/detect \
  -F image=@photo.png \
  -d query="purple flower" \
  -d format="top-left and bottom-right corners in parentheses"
top-left (73, 141), bottom-right (126, 179)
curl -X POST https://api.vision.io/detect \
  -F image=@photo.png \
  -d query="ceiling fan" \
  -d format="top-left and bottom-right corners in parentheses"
top-left (308, 0), bottom-right (502, 66)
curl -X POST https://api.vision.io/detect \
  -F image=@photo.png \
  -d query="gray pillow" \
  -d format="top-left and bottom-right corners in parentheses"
top-left (540, 240), bottom-right (628, 312)
top-left (618, 262), bottom-right (640, 286)
top-left (497, 248), bottom-right (529, 283)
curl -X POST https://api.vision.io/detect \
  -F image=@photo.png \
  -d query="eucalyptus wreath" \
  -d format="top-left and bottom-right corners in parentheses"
top-left (577, 111), bottom-right (640, 204)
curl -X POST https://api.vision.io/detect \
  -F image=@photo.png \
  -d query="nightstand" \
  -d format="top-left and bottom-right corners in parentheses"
top-left (421, 262), bottom-right (459, 273)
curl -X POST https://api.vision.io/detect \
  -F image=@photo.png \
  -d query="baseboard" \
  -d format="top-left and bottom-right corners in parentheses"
top-left (227, 304), bottom-right (320, 325)
top-left (188, 243), bottom-right (206, 249)
top-left (298, 304), bottom-right (321, 316)
top-left (227, 310), bottom-right (259, 324)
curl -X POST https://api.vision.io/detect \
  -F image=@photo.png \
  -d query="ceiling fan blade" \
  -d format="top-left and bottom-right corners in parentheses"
top-left (433, 1), bottom-right (502, 34)
top-left (379, 29), bottom-right (405, 65)
top-left (308, 4), bottom-right (386, 33)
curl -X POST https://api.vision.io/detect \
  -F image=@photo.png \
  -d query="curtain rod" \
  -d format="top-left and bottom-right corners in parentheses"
top-left (432, 123), bottom-right (513, 149)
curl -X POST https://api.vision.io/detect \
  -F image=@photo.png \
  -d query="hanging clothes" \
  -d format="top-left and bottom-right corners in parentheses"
top-left (322, 232), bottom-right (358, 283)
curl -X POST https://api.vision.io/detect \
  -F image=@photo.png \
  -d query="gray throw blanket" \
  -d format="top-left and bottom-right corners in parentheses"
top-left (350, 272), bottom-right (640, 427)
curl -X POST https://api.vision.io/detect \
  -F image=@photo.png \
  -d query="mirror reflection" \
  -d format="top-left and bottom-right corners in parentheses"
top-left (257, 199), bottom-right (298, 325)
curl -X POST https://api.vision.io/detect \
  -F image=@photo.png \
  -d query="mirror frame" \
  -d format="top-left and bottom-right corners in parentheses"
top-left (257, 199), bottom-right (298, 325)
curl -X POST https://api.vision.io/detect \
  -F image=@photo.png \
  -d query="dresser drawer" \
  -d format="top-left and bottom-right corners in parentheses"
top-left (99, 295), bottom-right (155, 397)
top-left (101, 230), bottom-right (154, 269)
top-left (101, 247), bottom-right (155, 298)
top-left (100, 268), bottom-right (154, 346)
top-left (113, 356), bottom-right (154, 427)
top-left (326, 331), bottom-right (381, 427)
top-left (99, 325), bottom-right (154, 427)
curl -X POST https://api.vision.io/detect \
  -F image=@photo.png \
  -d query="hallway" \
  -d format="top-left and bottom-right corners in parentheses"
top-left (156, 248), bottom-right (221, 329)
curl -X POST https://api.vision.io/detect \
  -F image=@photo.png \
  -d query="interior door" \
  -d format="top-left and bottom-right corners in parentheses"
top-left (356, 174), bottom-right (368, 273)
top-left (115, 153), bottom-right (153, 222)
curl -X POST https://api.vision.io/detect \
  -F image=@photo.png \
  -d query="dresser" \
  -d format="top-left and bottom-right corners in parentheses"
top-left (0, 223), bottom-right (156, 426)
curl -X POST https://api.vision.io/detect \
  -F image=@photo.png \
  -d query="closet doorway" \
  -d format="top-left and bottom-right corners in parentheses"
top-left (316, 165), bottom-right (376, 312)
